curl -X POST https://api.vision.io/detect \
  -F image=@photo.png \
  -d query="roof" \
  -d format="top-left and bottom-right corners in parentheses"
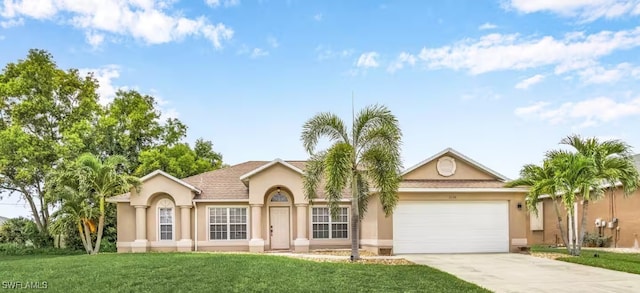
top-left (401, 147), bottom-right (510, 181)
top-left (0, 216), bottom-right (8, 224)
top-left (140, 170), bottom-right (202, 194)
top-left (634, 154), bottom-right (640, 171)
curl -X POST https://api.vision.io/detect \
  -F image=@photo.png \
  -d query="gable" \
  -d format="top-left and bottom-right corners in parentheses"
top-left (239, 159), bottom-right (303, 184)
top-left (401, 148), bottom-right (508, 181)
top-left (129, 173), bottom-right (197, 206)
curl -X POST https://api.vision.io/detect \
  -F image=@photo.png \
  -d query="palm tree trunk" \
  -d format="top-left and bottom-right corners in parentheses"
top-left (351, 174), bottom-right (360, 261)
top-left (568, 208), bottom-right (578, 256)
top-left (82, 220), bottom-right (94, 254)
top-left (77, 221), bottom-right (91, 254)
top-left (578, 199), bottom-right (589, 255)
top-left (93, 197), bottom-right (106, 254)
top-left (551, 198), bottom-right (570, 251)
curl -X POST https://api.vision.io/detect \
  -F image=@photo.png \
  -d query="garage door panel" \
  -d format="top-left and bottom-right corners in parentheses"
top-left (393, 201), bottom-right (509, 254)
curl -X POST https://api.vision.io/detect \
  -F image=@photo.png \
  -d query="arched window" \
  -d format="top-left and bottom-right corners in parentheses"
top-left (158, 199), bottom-right (175, 241)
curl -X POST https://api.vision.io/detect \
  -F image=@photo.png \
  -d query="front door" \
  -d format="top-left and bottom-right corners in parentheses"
top-left (270, 207), bottom-right (290, 250)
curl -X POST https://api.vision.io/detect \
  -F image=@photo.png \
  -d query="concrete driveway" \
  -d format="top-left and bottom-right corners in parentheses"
top-left (403, 253), bottom-right (640, 293)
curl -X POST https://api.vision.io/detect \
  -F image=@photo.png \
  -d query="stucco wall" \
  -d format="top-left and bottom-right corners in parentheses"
top-left (116, 203), bottom-right (136, 252)
top-left (403, 156), bottom-right (495, 180)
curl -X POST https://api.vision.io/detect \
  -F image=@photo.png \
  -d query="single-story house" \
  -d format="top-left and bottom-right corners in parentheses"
top-left (108, 148), bottom-right (531, 254)
top-left (530, 154), bottom-right (640, 248)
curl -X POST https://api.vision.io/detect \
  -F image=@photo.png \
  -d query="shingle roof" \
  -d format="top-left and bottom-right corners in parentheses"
top-left (634, 154), bottom-right (640, 171)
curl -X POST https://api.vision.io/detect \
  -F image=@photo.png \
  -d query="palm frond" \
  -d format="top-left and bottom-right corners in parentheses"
top-left (301, 112), bottom-right (350, 154)
top-left (360, 145), bottom-right (401, 216)
top-left (323, 142), bottom-right (353, 218)
top-left (302, 151), bottom-right (327, 204)
top-left (355, 171), bottom-right (370, 220)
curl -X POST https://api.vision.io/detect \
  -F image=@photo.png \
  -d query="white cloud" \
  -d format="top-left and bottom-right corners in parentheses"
top-left (478, 22), bottom-right (498, 30)
top-left (0, 17), bottom-right (23, 28)
top-left (0, 0), bottom-right (234, 48)
top-left (267, 36), bottom-right (279, 48)
top-left (205, 0), bottom-right (239, 8)
top-left (515, 96), bottom-right (640, 127)
top-left (313, 13), bottom-right (322, 21)
top-left (417, 27), bottom-right (640, 75)
top-left (315, 46), bottom-right (354, 61)
top-left (504, 0), bottom-right (640, 22)
top-left (577, 62), bottom-right (640, 84)
top-left (250, 48), bottom-right (268, 58)
top-left (356, 52), bottom-right (379, 68)
top-left (515, 74), bottom-right (545, 89)
top-left (387, 52), bottom-right (417, 73)
top-left (85, 31), bottom-right (105, 49)
top-left (79, 65), bottom-right (122, 105)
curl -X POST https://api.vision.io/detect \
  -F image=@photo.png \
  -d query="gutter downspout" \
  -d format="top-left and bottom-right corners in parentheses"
top-left (193, 201), bottom-right (198, 252)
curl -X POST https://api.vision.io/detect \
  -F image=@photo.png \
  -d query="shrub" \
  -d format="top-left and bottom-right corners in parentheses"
top-left (583, 233), bottom-right (612, 247)
top-left (0, 243), bottom-right (82, 256)
top-left (0, 217), bottom-right (52, 247)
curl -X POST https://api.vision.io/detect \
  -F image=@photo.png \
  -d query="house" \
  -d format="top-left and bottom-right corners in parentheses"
top-left (0, 216), bottom-right (7, 225)
top-left (108, 148), bottom-right (530, 254)
top-left (529, 154), bottom-right (640, 248)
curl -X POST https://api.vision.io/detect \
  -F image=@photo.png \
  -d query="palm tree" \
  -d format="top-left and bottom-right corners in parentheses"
top-left (301, 104), bottom-right (402, 261)
top-left (73, 153), bottom-right (140, 254)
top-left (48, 185), bottom-right (97, 254)
top-left (505, 159), bottom-right (571, 252)
top-left (560, 135), bottom-right (640, 251)
top-left (546, 150), bottom-right (599, 255)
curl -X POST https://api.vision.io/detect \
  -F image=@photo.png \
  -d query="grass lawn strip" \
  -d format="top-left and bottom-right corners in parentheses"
top-left (0, 253), bottom-right (490, 293)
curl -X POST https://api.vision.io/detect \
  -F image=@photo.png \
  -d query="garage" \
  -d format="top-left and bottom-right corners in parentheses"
top-left (393, 201), bottom-right (509, 254)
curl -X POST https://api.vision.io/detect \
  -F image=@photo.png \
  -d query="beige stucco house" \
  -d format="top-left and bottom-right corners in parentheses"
top-left (109, 148), bottom-right (532, 254)
top-left (530, 154), bottom-right (640, 248)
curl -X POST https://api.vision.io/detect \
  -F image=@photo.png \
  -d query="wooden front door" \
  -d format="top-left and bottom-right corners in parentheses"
top-left (269, 207), bottom-right (290, 250)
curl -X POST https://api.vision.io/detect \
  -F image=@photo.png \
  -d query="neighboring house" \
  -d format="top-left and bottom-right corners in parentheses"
top-left (530, 154), bottom-right (640, 248)
top-left (109, 148), bottom-right (530, 254)
top-left (0, 216), bottom-right (7, 225)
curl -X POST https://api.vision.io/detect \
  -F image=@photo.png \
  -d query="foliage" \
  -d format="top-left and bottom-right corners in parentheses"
top-left (135, 139), bottom-right (223, 178)
top-left (0, 217), bottom-right (52, 247)
top-left (0, 243), bottom-right (82, 256)
top-left (0, 254), bottom-right (489, 292)
top-left (301, 104), bottom-right (403, 260)
top-left (532, 246), bottom-right (640, 275)
top-left (582, 233), bottom-right (612, 248)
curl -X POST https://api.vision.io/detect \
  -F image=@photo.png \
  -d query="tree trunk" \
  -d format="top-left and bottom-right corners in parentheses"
top-left (93, 197), bottom-right (106, 255)
top-left (551, 198), bottom-right (570, 251)
top-left (578, 199), bottom-right (589, 256)
top-left (568, 208), bottom-right (578, 256)
top-left (19, 186), bottom-right (45, 232)
top-left (77, 221), bottom-right (91, 254)
top-left (350, 174), bottom-right (360, 261)
top-left (82, 220), bottom-right (94, 254)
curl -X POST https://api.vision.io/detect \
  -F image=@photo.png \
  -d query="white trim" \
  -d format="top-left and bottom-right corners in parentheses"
top-left (193, 201), bottom-right (198, 251)
top-left (376, 187), bottom-right (529, 193)
top-left (192, 199), bottom-right (250, 202)
top-left (206, 205), bottom-right (250, 241)
top-left (157, 199), bottom-right (175, 242)
top-left (401, 147), bottom-right (509, 181)
top-left (107, 196), bottom-right (131, 203)
top-left (309, 206), bottom-right (350, 240)
top-left (309, 198), bottom-right (352, 203)
top-left (239, 158), bottom-right (303, 182)
top-left (140, 169), bottom-right (202, 194)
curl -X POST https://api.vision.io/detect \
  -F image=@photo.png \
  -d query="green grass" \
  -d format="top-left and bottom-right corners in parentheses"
top-left (532, 245), bottom-right (640, 274)
top-left (0, 253), bottom-right (490, 293)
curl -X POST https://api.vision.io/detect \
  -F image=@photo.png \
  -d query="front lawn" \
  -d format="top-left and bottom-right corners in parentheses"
top-left (532, 246), bottom-right (640, 274)
top-left (0, 253), bottom-right (489, 292)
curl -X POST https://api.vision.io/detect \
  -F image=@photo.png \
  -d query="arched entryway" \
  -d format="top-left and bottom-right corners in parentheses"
top-left (266, 186), bottom-right (293, 250)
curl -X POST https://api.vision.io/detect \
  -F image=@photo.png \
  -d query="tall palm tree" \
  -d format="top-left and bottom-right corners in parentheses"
top-left (48, 185), bottom-right (97, 254)
top-left (301, 104), bottom-right (402, 261)
top-left (74, 153), bottom-right (140, 254)
top-left (560, 135), bottom-right (640, 251)
top-left (505, 159), bottom-right (571, 252)
top-left (546, 150), bottom-right (599, 255)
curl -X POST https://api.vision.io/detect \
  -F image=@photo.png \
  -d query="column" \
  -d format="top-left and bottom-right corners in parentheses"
top-left (177, 205), bottom-right (193, 251)
top-left (131, 205), bottom-right (149, 252)
top-left (294, 203), bottom-right (310, 252)
top-left (249, 204), bottom-right (264, 252)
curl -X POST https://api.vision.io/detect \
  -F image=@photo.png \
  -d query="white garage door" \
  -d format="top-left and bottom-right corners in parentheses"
top-left (393, 201), bottom-right (509, 254)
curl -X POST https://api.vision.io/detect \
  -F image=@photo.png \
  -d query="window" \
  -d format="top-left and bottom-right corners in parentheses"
top-left (157, 199), bottom-right (174, 241)
top-left (311, 207), bottom-right (348, 239)
top-left (209, 207), bottom-right (248, 240)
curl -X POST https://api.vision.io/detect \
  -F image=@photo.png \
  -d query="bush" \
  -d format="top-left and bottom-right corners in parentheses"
top-left (583, 233), bottom-right (612, 247)
top-left (0, 217), bottom-right (52, 248)
top-left (0, 243), bottom-right (83, 256)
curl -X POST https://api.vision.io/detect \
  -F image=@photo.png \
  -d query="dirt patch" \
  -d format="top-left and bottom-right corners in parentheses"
top-left (531, 252), bottom-right (569, 260)
top-left (307, 249), bottom-right (377, 257)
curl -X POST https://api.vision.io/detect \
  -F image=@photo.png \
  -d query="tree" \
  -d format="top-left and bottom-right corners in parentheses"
top-left (0, 49), bottom-right (100, 233)
top-left (51, 153), bottom-right (140, 254)
top-left (301, 104), bottom-right (402, 261)
top-left (560, 135), bottom-right (639, 253)
top-left (505, 159), bottom-right (571, 252)
top-left (135, 139), bottom-right (223, 178)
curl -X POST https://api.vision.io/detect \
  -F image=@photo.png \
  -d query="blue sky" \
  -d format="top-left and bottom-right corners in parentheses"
top-left (2, 0), bottom-right (640, 218)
